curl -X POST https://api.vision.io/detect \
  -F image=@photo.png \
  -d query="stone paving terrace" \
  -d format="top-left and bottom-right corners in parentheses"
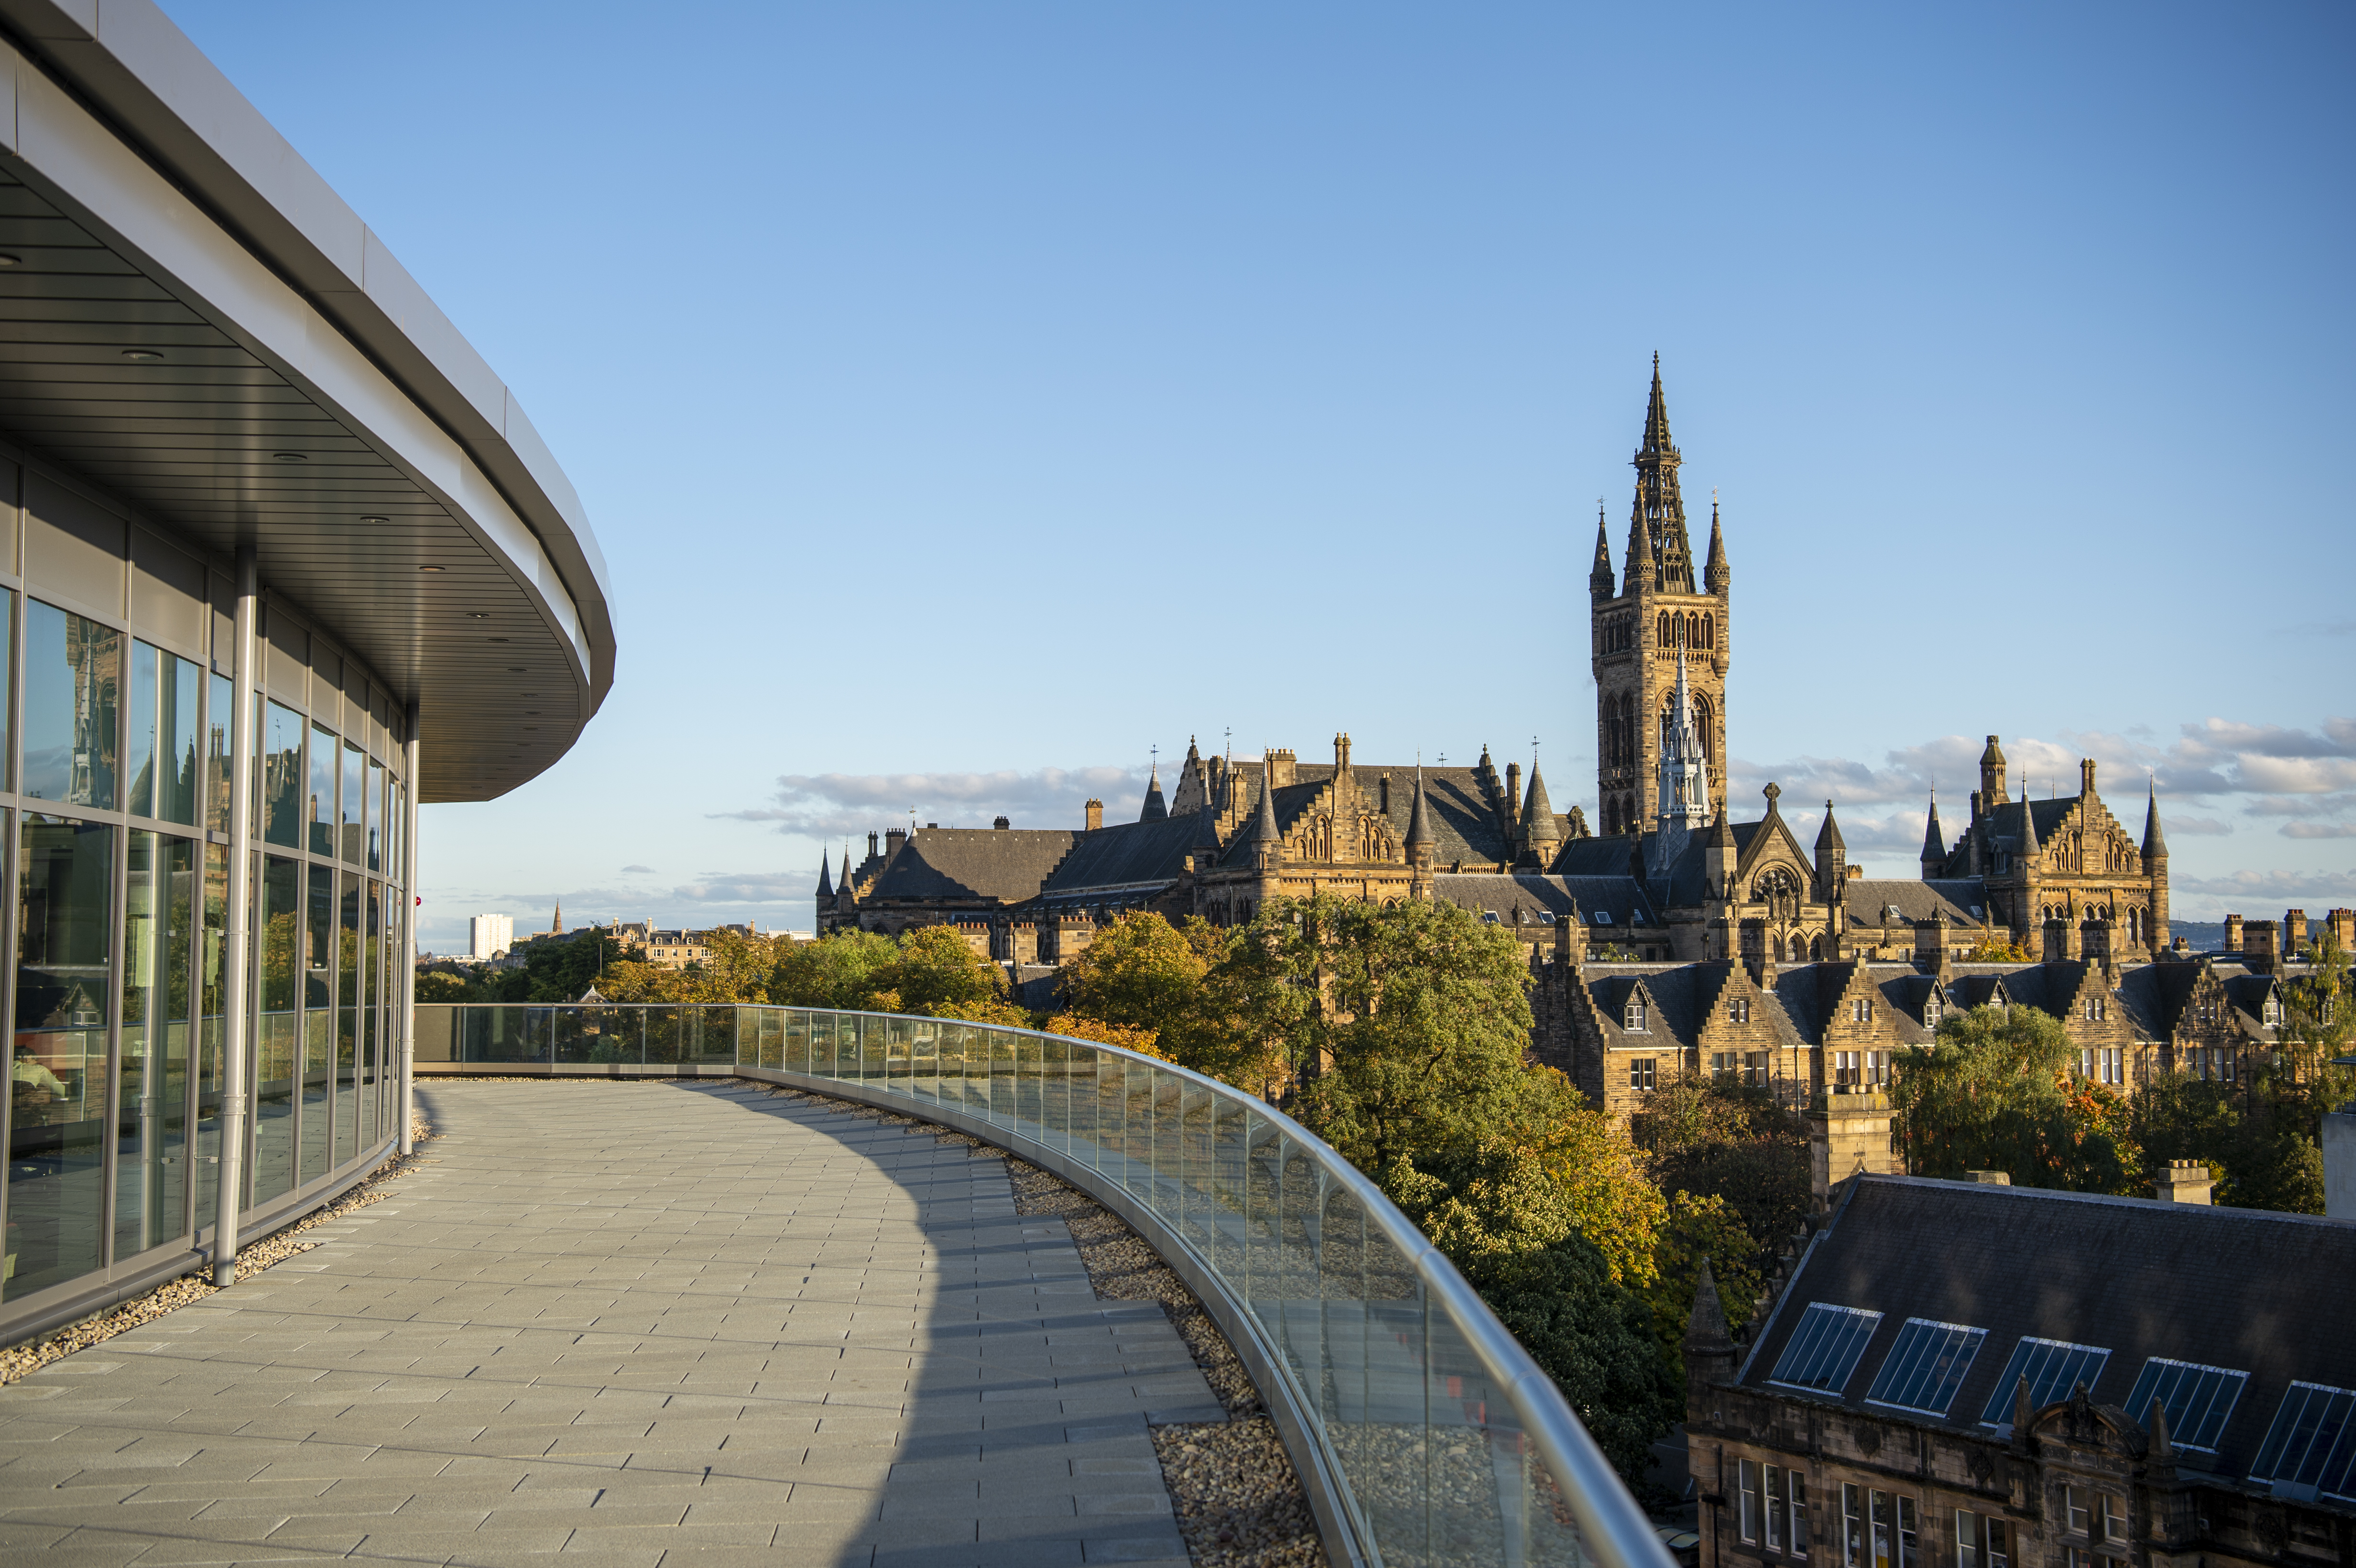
top-left (0, 1079), bottom-right (1219, 1567)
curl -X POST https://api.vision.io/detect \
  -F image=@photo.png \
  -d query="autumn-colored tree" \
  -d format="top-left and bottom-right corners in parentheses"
top-left (884, 926), bottom-right (1011, 1015)
top-left (1960, 932), bottom-right (2031, 963)
top-left (1045, 1013), bottom-right (1166, 1059)
top-left (1890, 1004), bottom-right (2138, 1192)
top-left (1628, 1074), bottom-right (1812, 1252)
top-left (1056, 910), bottom-right (1215, 1046)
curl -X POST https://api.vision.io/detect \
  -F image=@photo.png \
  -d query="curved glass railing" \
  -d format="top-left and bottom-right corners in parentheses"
top-left (415, 1003), bottom-right (1672, 1568)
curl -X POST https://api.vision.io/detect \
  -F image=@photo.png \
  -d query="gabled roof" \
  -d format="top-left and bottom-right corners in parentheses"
top-left (1737, 1175), bottom-right (2356, 1479)
top-left (865, 827), bottom-right (1077, 904)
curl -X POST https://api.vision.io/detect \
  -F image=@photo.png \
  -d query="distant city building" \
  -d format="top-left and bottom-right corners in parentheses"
top-left (469, 913), bottom-right (514, 961)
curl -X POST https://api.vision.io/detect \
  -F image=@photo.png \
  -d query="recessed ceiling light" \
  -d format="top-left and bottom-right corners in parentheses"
top-left (486, 637), bottom-right (510, 643)
top-left (0, 254), bottom-right (20, 266)
top-left (506, 666), bottom-right (527, 673)
top-left (121, 348), bottom-right (164, 361)
top-left (270, 452), bottom-right (306, 462)
top-left (417, 565), bottom-right (445, 573)
top-left (360, 514), bottom-right (390, 525)
top-left (468, 612), bottom-right (490, 619)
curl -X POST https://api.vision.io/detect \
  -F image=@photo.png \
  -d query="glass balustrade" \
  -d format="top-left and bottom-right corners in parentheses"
top-left (413, 1002), bottom-right (1669, 1568)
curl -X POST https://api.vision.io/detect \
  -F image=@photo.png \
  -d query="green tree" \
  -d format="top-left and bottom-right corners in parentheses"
top-left (1889, 1004), bottom-right (2138, 1193)
top-left (414, 969), bottom-right (470, 1003)
top-left (1629, 1075), bottom-right (1812, 1252)
top-left (1057, 911), bottom-right (1214, 1040)
top-left (883, 926), bottom-right (1013, 1016)
top-left (770, 929), bottom-right (902, 1008)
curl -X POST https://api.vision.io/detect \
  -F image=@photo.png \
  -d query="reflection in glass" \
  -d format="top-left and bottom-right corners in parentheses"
top-left (307, 724), bottom-right (337, 856)
top-left (9, 814), bottom-right (112, 1299)
top-left (127, 642), bottom-right (200, 825)
top-left (367, 758), bottom-right (385, 872)
top-left (303, 862), bottom-right (334, 1178)
top-left (22, 600), bottom-right (120, 808)
top-left (337, 871), bottom-right (360, 1158)
top-left (118, 830), bottom-right (194, 1259)
top-left (251, 856), bottom-right (299, 1201)
top-left (206, 672), bottom-right (233, 835)
top-left (360, 881), bottom-right (382, 1152)
top-left (341, 742), bottom-right (365, 864)
top-left (645, 1005), bottom-right (680, 1065)
top-left (0, 589), bottom-right (13, 789)
top-left (193, 844), bottom-right (228, 1233)
top-left (256, 701), bottom-right (303, 849)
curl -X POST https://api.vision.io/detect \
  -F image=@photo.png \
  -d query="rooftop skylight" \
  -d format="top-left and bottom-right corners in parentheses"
top-left (1865, 1318), bottom-right (1987, 1417)
top-left (1769, 1304), bottom-right (1884, 1395)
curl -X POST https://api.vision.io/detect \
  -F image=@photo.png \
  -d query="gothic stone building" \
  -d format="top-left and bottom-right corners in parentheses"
top-left (811, 361), bottom-right (2240, 1122)
top-left (1684, 1172), bottom-right (2356, 1568)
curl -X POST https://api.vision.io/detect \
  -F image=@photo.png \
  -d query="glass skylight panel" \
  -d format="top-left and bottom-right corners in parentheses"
top-left (1769, 1304), bottom-right (1884, 1395)
top-left (2123, 1359), bottom-right (2249, 1452)
top-left (1976, 1338), bottom-right (2112, 1427)
top-left (2249, 1383), bottom-right (2356, 1502)
top-left (1865, 1319), bottom-right (1987, 1416)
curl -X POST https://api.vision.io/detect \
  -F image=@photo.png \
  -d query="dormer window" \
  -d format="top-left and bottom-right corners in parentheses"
top-left (1924, 991), bottom-right (1943, 1027)
top-left (2262, 994), bottom-right (2283, 1027)
top-left (1626, 998), bottom-right (1648, 1032)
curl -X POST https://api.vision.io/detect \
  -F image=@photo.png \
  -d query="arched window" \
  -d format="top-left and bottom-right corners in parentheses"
top-left (1811, 937), bottom-right (1823, 961)
top-left (1694, 695), bottom-right (1715, 764)
top-left (1703, 613), bottom-right (1714, 649)
top-left (1657, 611), bottom-right (1670, 645)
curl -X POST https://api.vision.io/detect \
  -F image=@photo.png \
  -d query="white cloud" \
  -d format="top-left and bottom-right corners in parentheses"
top-left (721, 766), bottom-right (1151, 838)
top-left (2281, 823), bottom-right (2356, 840)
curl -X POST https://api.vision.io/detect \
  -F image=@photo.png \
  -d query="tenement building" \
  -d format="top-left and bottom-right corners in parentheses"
top-left (0, 8), bottom-right (612, 1344)
top-left (811, 363), bottom-right (2260, 1125)
top-left (1684, 1172), bottom-right (2356, 1568)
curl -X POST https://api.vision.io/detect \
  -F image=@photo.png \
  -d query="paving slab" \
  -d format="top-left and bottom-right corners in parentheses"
top-left (0, 1080), bottom-right (1209, 1568)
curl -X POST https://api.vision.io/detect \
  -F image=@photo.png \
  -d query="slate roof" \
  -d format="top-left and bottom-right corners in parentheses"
top-left (864, 827), bottom-right (1077, 904)
top-left (1207, 761), bottom-right (1526, 868)
top-left (1583, 961), bottom-right (1810, 1053)
top-left (1845, 879), bottom-right (1993, 927)
top-left (1738, 1175), bottom-right (2356, 1485)
top-left (1429, 872), bottom-right (1627, 928)
top-left (1573, 818), bottom-right (1811, 907)
top-left (1040, 814), bottom-right (1200, 898)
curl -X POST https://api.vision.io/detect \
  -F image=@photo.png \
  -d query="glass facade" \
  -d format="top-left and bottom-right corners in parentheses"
top-left (1, 558), bottom-right (408, 1319)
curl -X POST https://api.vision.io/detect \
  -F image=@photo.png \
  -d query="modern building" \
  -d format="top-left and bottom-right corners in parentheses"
top-left (0, 3), bottom-right (611, 1344)
top-left (469, 912), bottom-right (515, 961)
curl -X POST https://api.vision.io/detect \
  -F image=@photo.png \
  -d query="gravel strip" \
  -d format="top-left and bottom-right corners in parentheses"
top-left (0, 1117), bottom-right (439, 1384)
top-left (756, 1085), bottom-right (1328, 1568)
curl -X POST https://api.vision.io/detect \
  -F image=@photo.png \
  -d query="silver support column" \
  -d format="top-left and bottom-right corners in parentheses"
top-left (399, 703), bottom-right (419, 1156)
top-left (212, 545), bottom-right (259, 1287)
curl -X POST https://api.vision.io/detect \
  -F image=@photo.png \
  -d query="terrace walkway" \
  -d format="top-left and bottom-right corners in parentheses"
top-left (0, 1079), bottom-right (1217, 1568)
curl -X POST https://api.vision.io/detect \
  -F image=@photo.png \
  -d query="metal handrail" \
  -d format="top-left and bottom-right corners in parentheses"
top-left (417, 1002), bottom-right (1678, 1568)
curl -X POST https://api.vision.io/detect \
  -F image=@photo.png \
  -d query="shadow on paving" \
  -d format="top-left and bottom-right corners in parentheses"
top-left (0, 1077), bottom-right (1222, 1568)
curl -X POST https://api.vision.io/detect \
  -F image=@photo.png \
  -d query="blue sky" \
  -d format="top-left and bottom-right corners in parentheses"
top-left (161, 1), bottom-right (2355, 947)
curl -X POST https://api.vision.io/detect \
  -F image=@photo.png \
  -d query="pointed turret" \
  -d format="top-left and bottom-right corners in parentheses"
top-left (1140, 765), bottom-right (1167, 822)
top-left (1520, 764), bottom-right (1561, 861)
top-left (1704, 495), bottom-right (1729, 595)
top-left (1920, 792), bottom-right (1945, 881)
top-left (1655, 649), bottom-right (1711, 830)
top-left (552, 900), bottom-right (564, 935)
top-left (1979, 734), bottom-right (2009, 806)
top-left (1814, 801), bottom-right (1848, 905)
top-left (1816, 802), bottom-right (1846, 860)
top-left (1405, 769), bottom-right (1436, 851)
top-left (1193, 788), bottom-right (1222, 852)
top-left (838, 849), bottom-right (855, 908)
top-left (1642, 350), bottom-right (1674, 455)
top-left (816, 855), bottom-right (834, 900)
top-left (1248, 765), bottom-right (1282, 844)
top-left (1589, 504), bottom-right (1615, 599)
top-left (1682, 1255), bottom-right (1739, 1398)
top-left (2017, 796), bottom-right (2039, 859)
top-left (2142, 784), bottom-right (2168, 860)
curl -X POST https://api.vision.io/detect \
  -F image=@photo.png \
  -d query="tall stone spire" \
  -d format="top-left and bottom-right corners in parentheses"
top-left (1521, 763), bottom-right (1561, 860)
top-left (1405, 767), bottom-right (1436, 855)
top-left (1589, 503), bottom-right (1615, 599)
top-left (1140, 765), bottom-right (1167, 822)
top-left (1630, 353), bottom-right (1695, 594)
top-left (1656, 649), bottom-right (1711, 829)
top-left (1920, 792), bottom-right (1945, 880)
top-left (816, 854), bottom-right (834, 900)
top-left (552, 900), bottom-right (564, 935)
top-left (1248, 759), bottom-right (1283, 853)
top-left (2142, 783), bottom-right (2168, 861)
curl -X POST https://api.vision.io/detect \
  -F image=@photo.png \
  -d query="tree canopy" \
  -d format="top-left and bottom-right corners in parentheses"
top-left (1889, 1004), bottom-right (2137, 1193)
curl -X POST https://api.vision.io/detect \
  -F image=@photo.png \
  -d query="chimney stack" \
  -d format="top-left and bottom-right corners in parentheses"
top-left (1084, 799), bottom-right (1104, 832)
top-left (2246, 919), bottom-right (2280, 975)
top-left (2153, 1161), bottom-right (2214, 1205)
top-left (2223, 914), bottom-right (2244, 951)
top-left (2285, 909), bottom-right (2309, 955)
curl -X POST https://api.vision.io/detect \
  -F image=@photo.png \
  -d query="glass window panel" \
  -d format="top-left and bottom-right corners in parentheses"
top-left (1354, 1216), bottom-right (1426, 1564)
top-left (1177, 1079), bottom-right (1214, 1252)
top-left (989, 1029), bottom-right (1016, 1122)
top-left (759, 1007), bottom-right (785, 1071)
top-left (858, 1013), bottom-right (884, 1084)
top-left (1770, 1304), bottom-right (1885, 1394)
top-left (336, 871), bottom-right (360, 1162)
top-left (193, 842), bottom-right (228, 1227)
top-left (784, 1009), bottom-right (809, 1074)
top-left (1316, 1180), bottom-right (1366, 1449)
top-left (159, 653), bottom-right (198, 826)
top-left (360, 882), bottom-right (384, 1152)
top-left (1151, 1068), bottom-right (1184, 1222)
top-left (807, 1013), bottom-right (834, 1078)
top-left (964, 1025), bottom-right (994, 1118)
top-left (1425, 1291), bottom-right (1509, 1561)
top-left (694, 1006), bottom-right (734, 1064)
top-left (306, 724), bottom-right (337, 856)
top-left (22, 599), bottom-right (121, 809)
top-left (1977, 1338), bottom-right (2112, 1426)
top-left (206, 672), bottom-right (233, 835)
top-left (1064, 1041), bottom-right (1099, 1165)
top-left (910, 1016), bottom-right (938, 1100)
top-left (932, 1019), bottom-right (962, 1101)
top-left (340, 742), bottom-right (365, 863)
top-left (2250, 1383), bottom-right (2356, 1498)
top-left (1123, 1059), bottom-right (1156, 1208)
top-left (1013, 1033), bottom-right (1043, 1139)
top-left (128, 641), bottom-right (157, 817)
top-left (7, 813), bottom-right (113, 1301)
top-left (258, 701), bottom-right (303, 849)
top-left (117, 828), bottom-right (193, 1257)
top-left (301, 862), bottom-right (334, 1179)
top-left (1208, 1091), bottom-right (1250, 1285)
top-left (885, 1017), bottom-right (913, 1089)
top-left (251, 855), bottom-right (300, 1202)
top-left (1866, 1319), bottom-right (1987, 1416)
top-left (2124, 1359), bottom-right (2249, 1452)
top-left (1242, 1109), bottom-right (1282, 1318)
top-left (1094, 1046), bottom-right (1127, 1175)
top-left (367, 758), bottom-right (385, 873)
top-left (0, 589), bottom-right (13, 789)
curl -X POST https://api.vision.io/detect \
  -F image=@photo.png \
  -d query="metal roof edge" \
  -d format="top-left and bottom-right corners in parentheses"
top-left (0, 0), bottom-right (614, 712)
